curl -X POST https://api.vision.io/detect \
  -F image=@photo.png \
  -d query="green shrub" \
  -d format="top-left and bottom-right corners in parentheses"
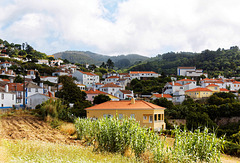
top-left (74, 116), bottom-right (225, 162)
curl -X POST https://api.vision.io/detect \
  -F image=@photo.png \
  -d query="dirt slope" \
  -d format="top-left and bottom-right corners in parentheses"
top-left (0, 115), bottom-right (80, 145)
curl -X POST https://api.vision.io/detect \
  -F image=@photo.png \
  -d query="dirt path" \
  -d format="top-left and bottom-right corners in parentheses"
top-left (0, 115), bottom-right (81, 145)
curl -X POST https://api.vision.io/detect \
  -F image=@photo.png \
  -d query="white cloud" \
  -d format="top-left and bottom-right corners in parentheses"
top-left (1, 0), bottom-right (240, 56)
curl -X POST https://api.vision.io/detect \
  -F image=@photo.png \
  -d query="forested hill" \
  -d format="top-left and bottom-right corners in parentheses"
top-left (53, 51), bottom-right (149, 68)
top-left (128, 46), bottom-right (240, 78)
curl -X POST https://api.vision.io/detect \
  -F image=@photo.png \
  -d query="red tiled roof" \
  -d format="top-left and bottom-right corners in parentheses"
top-left (233, 81), bottom-right (240, 84)
top-left (78, 70), bottom-right (97, 76)
top-left (2, 79), bottom-right (10, 82)
top-left (178, 79), bottom-right (196, 82)
top-left (207, 84), bottom-right (219, 87)
top-left (178, 67), bottom-right (195, 69)
top-left (85, 90), bottom-right (107, 94)
top-left (185, 87), bottom-right (213, 92)
top-left (85, 100), bottom-right (165, 110)
top-left (95, 83), bottom-right (104, 85)
top-left (129, 71), bottom-right (158, 74)
top-left (101, 83), bottom-right (121, 88)
top-left (220, 88), bottom-right (229, 92)
top-left (152, 94), bottom-right (173, 98)
top-left (106, 76), bottom-right (119, 79)
top-left (8, 83), bottom-right (23, 91)
top-left (120, 90), bottom-right (132, 94)
top-left (169, 82), bottom-right (183, 86)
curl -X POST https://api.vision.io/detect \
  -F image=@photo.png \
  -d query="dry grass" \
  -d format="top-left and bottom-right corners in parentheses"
top-left (1, 139), bottom-right (138, 163)
top-left (59, 123), bottom-right (76, 135)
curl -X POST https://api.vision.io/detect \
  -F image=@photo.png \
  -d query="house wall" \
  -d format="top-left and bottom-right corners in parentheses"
top-left (26, 94), bottom-right (49, 109)
top-left (87, 109), bottom-right (165, 130)
top-left (0, 92), bottom-right (16, 108)
top-left (186, 91), bottom-right (213, 99)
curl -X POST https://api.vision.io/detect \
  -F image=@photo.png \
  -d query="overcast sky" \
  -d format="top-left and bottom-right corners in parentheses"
top-left (1, 0), bottom-right (240, 57)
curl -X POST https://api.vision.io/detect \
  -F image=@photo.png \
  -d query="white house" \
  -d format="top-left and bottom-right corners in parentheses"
top-left (52, 70), bottom-right (69, 76)
top-left (72, 70), bottom-right (99, 88)
top-left (0, 85), bottom-right (16, 109)
top-left (104, 76), bottom-right (119, 84)
top-left (25, 82), bottom-right (44, 98)
top-left (37, 59), bottom-right (49, 65)
top-left (177, 67), bottom-right (208, 78)
top-left (163, 81), bottom-right (185, 104)
top-left (26, 93), bottom-right (50, 109)
top-left (129, 71), bottom-right (160, 80)
top-left (41, 76), bottom-right (58, 84)
top-left (0, 61), bottom-right (12, 68)
top-left (114, 90), bottom-right (133, 100)
top-left (100, 83), bottom-right (123, 95)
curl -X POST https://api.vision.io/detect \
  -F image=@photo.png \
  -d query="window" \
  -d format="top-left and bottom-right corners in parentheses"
top-left (149, 115), bottom-right (153, 123)
top-left (130, 114), bottom-right (135, 118)
top-left (12, 94), bottom-right (14, 100)
top-left (17, 99), bottom-right (21, 103)
top-left (1, 93), bottom-right (4, 99)
top-left (154, 114), bottom-right (157, 122)
top-left (143, 116), bottom-right (147, 120)
top-left (29, 88), bottom-right (31, 92)
top-left (92, 96), bottom-right (94, 98)
top-left (215, 87), bottom-right (217, 90)
top-left (119, 114), bottom-right (123, 120)
top-left (35, 88), bottom-right (38, 92)
top-left (158, 114), bottom-right (161, 121)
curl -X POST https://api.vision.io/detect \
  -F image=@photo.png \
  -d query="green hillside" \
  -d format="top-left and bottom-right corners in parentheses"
top-left (53, 51), bottom-right (149, 68)
top-left (128, 46), bottom-right (240, 78)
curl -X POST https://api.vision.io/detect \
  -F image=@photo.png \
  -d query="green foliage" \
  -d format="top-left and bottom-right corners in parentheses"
top-left (57, 75), bottom-right (91, 117)
top-left (128, 46), bottom-right (240, 77)
top-left (14, 75), bottom-right (23, 83)
top-left (53, 51), bottom-right (148, 68)
top-left (93, 94), bottom-right (111, 105)
top-left (75, 117), bottom-right (224, 162)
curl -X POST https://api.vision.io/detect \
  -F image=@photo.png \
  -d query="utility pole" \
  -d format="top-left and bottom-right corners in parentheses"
top-left (23, 71), bottom-right (26, 110)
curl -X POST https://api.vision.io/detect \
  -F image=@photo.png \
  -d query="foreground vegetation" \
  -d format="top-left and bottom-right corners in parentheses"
top-left (0, 139), bottom-right (137, 163)
top-left (75, 116), bottom-right (224, 162)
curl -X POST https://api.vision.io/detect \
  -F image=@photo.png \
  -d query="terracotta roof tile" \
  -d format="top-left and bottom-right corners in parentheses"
top-left (85, 90), bottom-right (107, 94)
top-left (8, 83), bottom-right (23, 91)
top-left (185, 87), bottom-right (213, 92)
top-left (129, 71), bottom-right (158, 74)
top-left (120, 90), bottom-right (132, 94)
top-left (78, 70), bottom-right (97, 76)
top-left (85, 100), bottom-right (165, 110)
top-left (207, 84), bottom-right (219, 87)
top-left (169, 82), bottom-right (183, 86)
top-left (101, 83), bottom-right (121, 88)
top-left (152, 94), bottom-right (173, 98)
top-left (220, 88), bottom-right (229, 92)
top-left (106, 76), bottom-right (119, 79)
top-left (178, 79), bottom-right (196, 82)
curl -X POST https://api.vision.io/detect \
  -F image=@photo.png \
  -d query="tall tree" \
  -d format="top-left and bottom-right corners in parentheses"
top-left (93, 94), bottom-right (111, 105)
top-left (106, 59), bottom-right (114, 69)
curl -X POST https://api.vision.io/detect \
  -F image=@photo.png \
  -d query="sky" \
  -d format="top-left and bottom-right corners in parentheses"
top-left (1, 0), bottom-right (240, 57)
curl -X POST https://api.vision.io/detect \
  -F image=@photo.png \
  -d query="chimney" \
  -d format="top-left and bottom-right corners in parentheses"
top-left (172, 81), bottom-right (175, 85)
top-left (5, 84), bottom-right (8, 92)
top-left (40, 82), bottom-right (43, 88)
top-left (48, 86), bottom-right (51, 92)
top-left (10, 78), bottom-right (13, 83)
top-left (162, 93), bottom-right (163, 97)
top-left (185, 77), bottom-right (187, 79)
top-left (131, 97), bottom-right (135, 104)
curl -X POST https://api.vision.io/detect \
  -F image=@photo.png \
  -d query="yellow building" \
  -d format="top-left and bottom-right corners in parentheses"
top-left (85, 99), bottom-right (166, 131)
top-left (185, 87), bottom-right (213, 99)
top-left (206, 84), bottom-right (220, 93)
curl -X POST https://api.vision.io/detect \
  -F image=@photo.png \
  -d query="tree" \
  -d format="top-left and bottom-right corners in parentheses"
top-left (14, 75), bottom-right (23, 83)
top-left (33, 72), bottom-right (41, 85)
top-left (57, 76), bottom-right (91, 117)
top-left (93, 94), bottom-right (111, 105)
top-left (106, 59), bottom-right (114, 69)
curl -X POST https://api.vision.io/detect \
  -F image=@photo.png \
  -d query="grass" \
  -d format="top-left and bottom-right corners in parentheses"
top-left (59, 123), bottom-right (76, 136)
top-left (0, 139), bottom-right (139, 163)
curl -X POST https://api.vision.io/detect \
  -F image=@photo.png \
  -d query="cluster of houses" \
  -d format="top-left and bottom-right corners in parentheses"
top-left (1, 48), bottom-right (240, 131)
